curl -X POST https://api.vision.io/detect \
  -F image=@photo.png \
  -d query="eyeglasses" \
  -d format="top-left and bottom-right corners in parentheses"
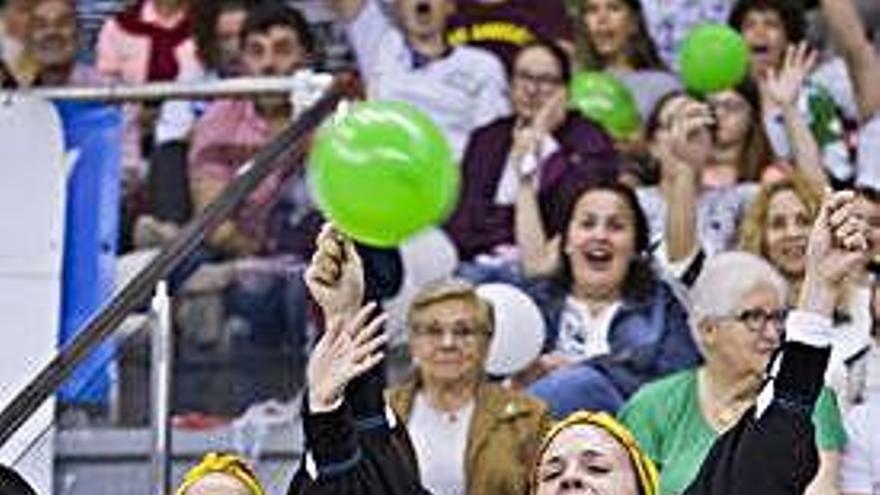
top-left (513, 70), bottom-right (564, 88)
top-left (725, 308), bottom-right (788, 334)
top-left (411, 323), bottom-right (488, 344)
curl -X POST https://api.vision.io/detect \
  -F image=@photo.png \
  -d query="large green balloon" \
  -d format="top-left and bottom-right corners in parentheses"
top-left (679, 24), bottom-right (750, 94)
top-left (309, 100), bottom-right (459, 247)
top-left (569, 71), bottom-right (640, 139)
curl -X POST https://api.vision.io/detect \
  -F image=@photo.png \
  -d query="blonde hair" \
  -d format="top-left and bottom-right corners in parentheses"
top-left (407, 278), bottom-right (493, 334)
top-left (532, 411), bottom-right (659, 495)
top-left (738, 171), bottom-right (822, 257)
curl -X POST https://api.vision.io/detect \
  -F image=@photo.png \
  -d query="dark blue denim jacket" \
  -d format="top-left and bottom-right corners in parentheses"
top-left (527, 278), bottom-right (703, 417)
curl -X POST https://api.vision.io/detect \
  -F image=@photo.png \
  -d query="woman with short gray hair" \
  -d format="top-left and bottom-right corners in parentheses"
top-left (620, 250), bottom-right (847, 495)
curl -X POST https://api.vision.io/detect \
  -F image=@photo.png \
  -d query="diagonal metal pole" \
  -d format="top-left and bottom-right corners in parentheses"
top-left (0, 78), bottom-right (351, 448)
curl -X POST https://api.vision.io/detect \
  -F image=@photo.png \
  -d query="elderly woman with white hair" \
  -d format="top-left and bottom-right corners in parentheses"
top-left (619, 251), bottom-right (848, 495)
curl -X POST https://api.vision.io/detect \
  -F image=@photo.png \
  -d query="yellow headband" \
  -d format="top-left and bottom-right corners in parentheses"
top-left (532, 411), bottom-right (659, 495)
top-left (175, 453), bottom-right (266, 495)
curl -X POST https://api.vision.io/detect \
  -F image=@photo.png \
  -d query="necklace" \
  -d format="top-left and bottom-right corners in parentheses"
top-left (698, 369), bottom-right (755, 432)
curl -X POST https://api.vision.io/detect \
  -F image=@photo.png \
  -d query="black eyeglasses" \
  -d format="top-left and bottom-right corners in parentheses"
top-left (727, 308), bottom-right (788, 334)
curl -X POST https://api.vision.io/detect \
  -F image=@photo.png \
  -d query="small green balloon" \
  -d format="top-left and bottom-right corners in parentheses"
top-left (569, 71), bottom-right (640, 139)
top-left (679, 24), bottom-right (750, 94)
top-left (309, 100), bottom-right (459, 247)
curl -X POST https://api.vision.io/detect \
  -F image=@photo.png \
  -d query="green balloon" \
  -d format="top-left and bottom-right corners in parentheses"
top-left (569, 71), bottom-right (640, 139)
top-left (679, 24), bottom-right (750, 94)
top-left (309, 100), bottom-right (459, 247)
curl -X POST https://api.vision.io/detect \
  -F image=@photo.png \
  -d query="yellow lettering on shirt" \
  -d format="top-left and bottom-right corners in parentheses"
top-left (447, 22), bottom-right (535, 46)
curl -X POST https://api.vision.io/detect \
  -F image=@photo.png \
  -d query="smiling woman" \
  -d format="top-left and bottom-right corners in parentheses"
top-left (739, 174), bottom-right (873, 410)
top-left (576, 0), bottom-right (680, 123)
top-left (387, 279), bottom-right (551, 495)
top-left (619, 251), bottom-right (848, 495)
top-left (523, 177), bottom-right (702, 416)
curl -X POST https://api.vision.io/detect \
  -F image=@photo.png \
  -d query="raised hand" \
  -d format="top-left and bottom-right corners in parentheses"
top-left (651, 99), bottom-right (714, 181)
top-left (532, 88), bottom-right (568, 136)
top-left (800, 191), bottom-right (869, 315)
top-left (762, 42), bottom-right (818, 109)
top-left (304, 224), bottom-right (365, 319)
top-left (510, 88), bottom-right (567, 177)
top-left (306, 302), bottom-right (389, 412)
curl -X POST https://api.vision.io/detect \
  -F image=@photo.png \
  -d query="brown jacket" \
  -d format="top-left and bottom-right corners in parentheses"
top-left (388, 379), bottom-right (551, 495)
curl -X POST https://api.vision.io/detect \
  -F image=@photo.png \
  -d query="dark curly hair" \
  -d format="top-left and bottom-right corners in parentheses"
top-left (728, 0), bottom-right (807, 44)
top-left (555, 176), bottom-right (657, 303)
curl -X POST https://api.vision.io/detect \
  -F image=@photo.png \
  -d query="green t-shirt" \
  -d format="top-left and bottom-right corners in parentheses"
top-left (618, 369), bottom-right (847, 495)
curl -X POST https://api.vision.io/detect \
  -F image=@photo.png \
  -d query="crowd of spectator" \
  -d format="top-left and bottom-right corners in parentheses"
top-left (3, 0), bottom-right (880, 493)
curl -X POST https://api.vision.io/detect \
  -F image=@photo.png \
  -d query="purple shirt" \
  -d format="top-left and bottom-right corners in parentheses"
top-left (446, 0), bottom-right (574, 69)
top-left (445, 112), bottom-right (620, 261)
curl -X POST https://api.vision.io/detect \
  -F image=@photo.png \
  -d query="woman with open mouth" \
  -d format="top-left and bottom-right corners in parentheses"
top-left (517, 176), bottom-right (701, 417)
top-left (577, 0), bottom-right (679, 125)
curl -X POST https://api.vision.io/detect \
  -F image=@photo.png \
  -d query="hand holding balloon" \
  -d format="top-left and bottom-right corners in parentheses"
top-left (309, 101), bottom-right (459, 247)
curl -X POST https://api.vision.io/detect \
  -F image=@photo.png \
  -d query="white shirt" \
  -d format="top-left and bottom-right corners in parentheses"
top-left (557, 297), bottom-right (622, 360)
top-left (856, 115), bottom-right (880, 190)
top-left (154, 66), bottom-right (212, 144)
top-left (825, 286), bottom-right (874, 410)
top-left (639, 0), bottom-right (732, 70)
top-left (494, 134), bottom-right (559, 205)
top-left (346, 0), bottom-right (510, 160)
top-left (841, 394), bottom-right (880, 494)
top-left (407, 393), bottom-right (475, 495)
top-left (637, 183), bottom-right (758, 259)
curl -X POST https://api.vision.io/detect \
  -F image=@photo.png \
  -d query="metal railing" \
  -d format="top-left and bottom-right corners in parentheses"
top-left (0, 72), bottom-right (355, 457)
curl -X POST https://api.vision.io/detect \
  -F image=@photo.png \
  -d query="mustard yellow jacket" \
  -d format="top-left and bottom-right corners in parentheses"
top-left (388, 379), bottom-right (551, 495)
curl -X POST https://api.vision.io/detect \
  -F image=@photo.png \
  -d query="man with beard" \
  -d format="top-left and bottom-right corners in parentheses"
top-left (325, 0), bottom-right (510, 159)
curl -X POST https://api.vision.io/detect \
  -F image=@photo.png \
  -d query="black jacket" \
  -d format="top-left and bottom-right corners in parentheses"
top-left (287, 363), bottom-right (429, 495)
top-left (685, 341), bottom-right (830, 495)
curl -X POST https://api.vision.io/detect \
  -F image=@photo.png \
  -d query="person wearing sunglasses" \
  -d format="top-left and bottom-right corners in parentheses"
top-left (619, 250), bottom-right (847, 495)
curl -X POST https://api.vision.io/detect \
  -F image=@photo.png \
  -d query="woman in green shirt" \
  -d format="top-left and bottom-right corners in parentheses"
top-left (619, 251), bottom-right (847, 495)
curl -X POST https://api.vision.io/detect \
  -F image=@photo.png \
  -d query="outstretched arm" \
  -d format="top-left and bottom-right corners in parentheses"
top-left (686, 191), bottom-right (868, 495)
top-left (652, 98), bottom-right (712, 264)
top-left (762, 43), bottom-right (829, 194)
top-left (291, 225), bottom-right (426, 494)
top-left (820, 0), bottom-right (880, 121)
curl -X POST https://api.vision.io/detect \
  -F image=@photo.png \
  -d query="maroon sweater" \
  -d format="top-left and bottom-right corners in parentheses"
top-left (445, 112), bottom-right (620, 261)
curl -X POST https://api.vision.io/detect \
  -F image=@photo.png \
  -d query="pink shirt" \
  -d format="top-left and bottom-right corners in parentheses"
top-left (189, 100), bottom-right (291, 248)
